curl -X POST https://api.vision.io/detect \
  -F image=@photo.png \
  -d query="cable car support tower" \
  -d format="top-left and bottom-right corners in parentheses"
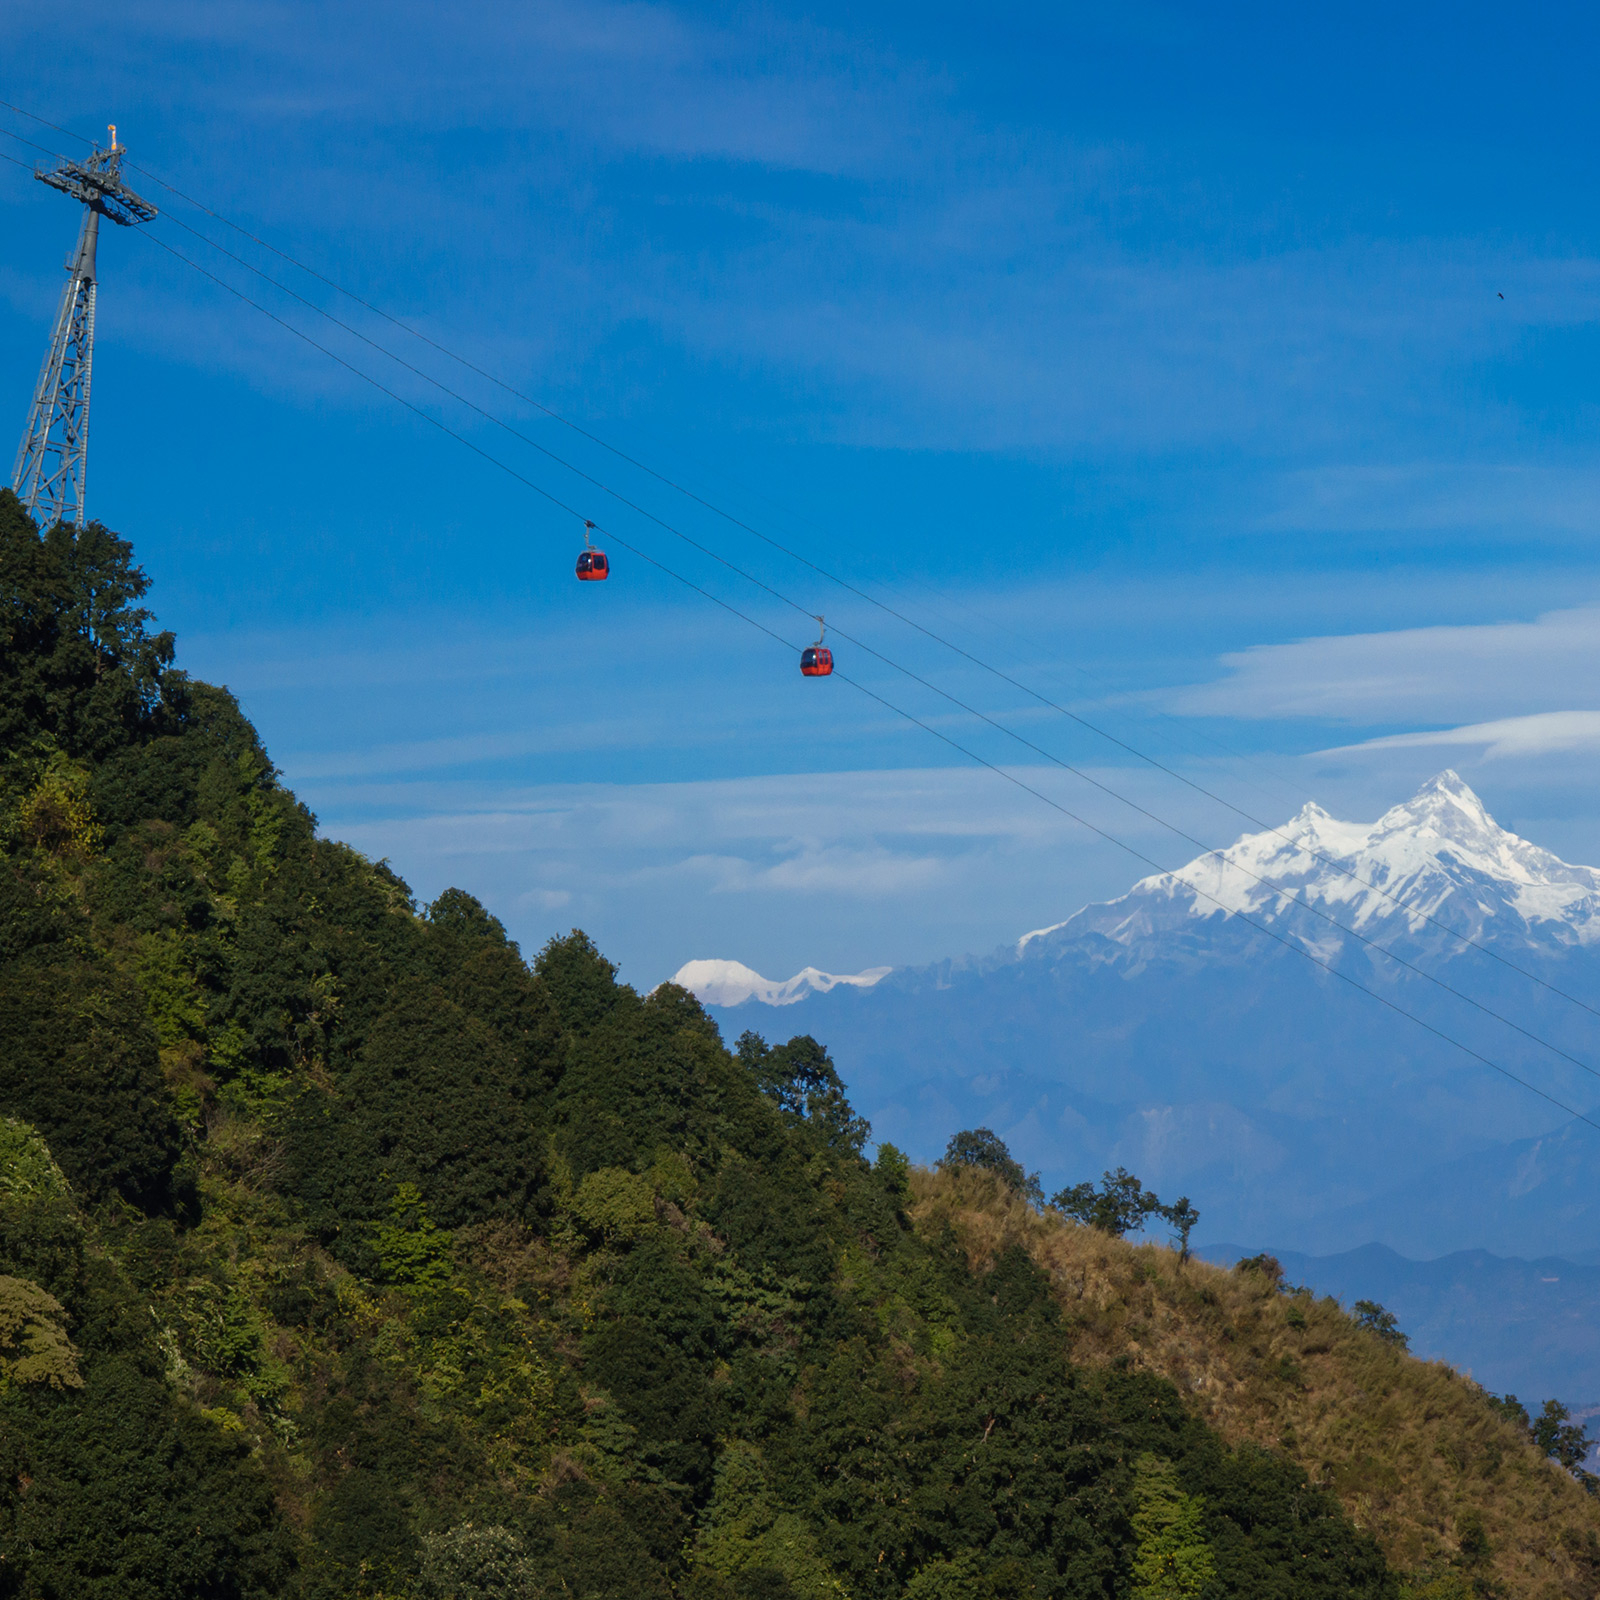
top-left (11, 128), bottom-right (156, 528)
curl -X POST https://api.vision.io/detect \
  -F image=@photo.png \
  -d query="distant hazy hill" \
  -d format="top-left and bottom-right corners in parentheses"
top-left (688, 772), bottom-right (1600, 1258)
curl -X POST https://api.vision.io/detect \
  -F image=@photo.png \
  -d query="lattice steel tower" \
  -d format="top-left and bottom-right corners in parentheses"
top-left (11, 127), bottom-right (156, 528)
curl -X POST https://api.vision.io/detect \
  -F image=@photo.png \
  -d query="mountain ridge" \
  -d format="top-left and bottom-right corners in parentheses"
top-left (670, 957), bottom-right (891, 1008)
top-left (1047, 769), bottom-right (1600, 960)
top-left (690, 772), bottom-right (1600, 1262)
top-left (682, 771), bottom-right (1600, 1009)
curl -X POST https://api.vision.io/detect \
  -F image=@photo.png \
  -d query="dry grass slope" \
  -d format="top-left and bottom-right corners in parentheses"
top-left (909, 1166), bottom-right (1600, 1600)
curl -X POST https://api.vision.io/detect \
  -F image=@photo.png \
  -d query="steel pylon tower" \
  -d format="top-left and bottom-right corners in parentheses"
top-left (11, 127), bottom-right (156, 529)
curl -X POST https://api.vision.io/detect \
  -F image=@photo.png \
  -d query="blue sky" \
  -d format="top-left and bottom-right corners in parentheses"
top-left (7, 2), bottom-right (1600, 986)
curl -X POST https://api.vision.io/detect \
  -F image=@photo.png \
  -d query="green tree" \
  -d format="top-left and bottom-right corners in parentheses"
top-left (902, 1550), bottom-right (990, 1598)
top-left (371, 1182), bottom-right (454, 1290)
top-left (0, 941), bottom-right (188, 1215)
top-left (286, 980), bottom-right (540, 1249)
top-left (695, 1441), bottom-right (845, 1599)
top-left (1486, 1392), bottom-right (1530, 1430)
top-left (3, 1355), bottom-right (295, 1597)
top-left (419, 1523), bottom-right (541, 1599)
top-left (1353, 1299), bottom-right (1409, 1349)
top-left (1161, 1196), bottom-right (1200, 1262)
top-left (1531, 1400), bottom-right (1599, 1490)
top-left (534, 929), bottom-right (621, 1034)
top-left (873, 1141), bottom-right (910, 1199)
top-left (1051, 1167), bottom-right (1163, 1236)
top-left (14, 750), bottom-right (101, 857)
top-left (0, 1274), bottom-right (82, 1391)
top-left (570, 1166), bottom-right (657, 1244)
top-left (0, 1118), bottom-right (86, 1308)
top-left (738, 1033), bottom-right (869, 1153)
top-left (1128, 1452), bottom-right (1217, 1600)
top-left (939, 1127), bottom-right (1043, 1203)
top-left (0, 490), bottom-right (189, 761)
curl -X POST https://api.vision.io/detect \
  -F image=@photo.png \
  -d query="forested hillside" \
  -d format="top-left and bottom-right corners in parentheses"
top-left (0, 492), bottom-right (1591, 1599)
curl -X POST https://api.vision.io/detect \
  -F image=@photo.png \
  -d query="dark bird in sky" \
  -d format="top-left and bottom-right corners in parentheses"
top-left (1498, 292), bottom-right (1505, 298)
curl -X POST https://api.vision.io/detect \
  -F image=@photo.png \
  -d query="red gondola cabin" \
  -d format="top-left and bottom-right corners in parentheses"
top-left (801, 617), bottom-right (833, 676)
top-left (576, 522), bottom-right (609, 580)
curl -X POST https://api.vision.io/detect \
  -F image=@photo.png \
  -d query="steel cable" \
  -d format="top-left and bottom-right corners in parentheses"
top-left (127, 222), bottom-right (1600, 1090)
top-left (131, 226), bottom-right (1600, 1134)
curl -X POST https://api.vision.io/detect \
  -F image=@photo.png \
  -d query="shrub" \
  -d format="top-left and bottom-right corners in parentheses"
top-left (1233, 1253), bottom-right (1285, 1287)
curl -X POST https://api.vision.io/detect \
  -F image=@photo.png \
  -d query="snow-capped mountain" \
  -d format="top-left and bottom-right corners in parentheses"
top-left (687, 773), bottom-right (1600, 1260)
top-left (1035, 770), bottom-right (1600, 959)
top-left (670, 958), bottom-right (891, 1008)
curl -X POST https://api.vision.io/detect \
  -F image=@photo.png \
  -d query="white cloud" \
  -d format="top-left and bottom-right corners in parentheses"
top-left (11, 0), bottom-right (943, 178)
top-left (300, 759), bottom-right (1229, 985)
top-left (1322, 711), bottom-right (1600, 761)
top-left (1174, 604), bottom-right (1600, 724)
top-left (691, 843), bottom-right (950, 897)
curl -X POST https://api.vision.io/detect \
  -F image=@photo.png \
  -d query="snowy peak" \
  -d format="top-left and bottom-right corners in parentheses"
top-left (1370, 770), bottom-right (1512, 863)
top-left (1358, 771), bottom-right (1600, 905)
top-left (1044, 772), bottom-right (1600, 956)
top-left (671, 958), bottom-right (892, 1008)
top-left (1403, 768), bottom-right (1487, 812)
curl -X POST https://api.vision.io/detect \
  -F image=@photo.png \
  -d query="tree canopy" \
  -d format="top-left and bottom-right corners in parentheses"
top-left (0, 490), bottom-right (189, 762)
top-left (938, 1126), bottom-right (1043, 1202)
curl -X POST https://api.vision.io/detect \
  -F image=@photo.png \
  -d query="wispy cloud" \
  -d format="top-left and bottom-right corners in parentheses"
top-left (671, 844), bottom-right (948, 897)
top-left (1322, 711), bottom-right (1600, 760)
top-left (300, 759), bottom-right (1234, 984)
top-left (1173, 604), bottom-right (1600, 724)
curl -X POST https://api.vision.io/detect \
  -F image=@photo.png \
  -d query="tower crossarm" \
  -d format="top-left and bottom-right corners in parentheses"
top-left (35, 149), bottom-right (157, 227)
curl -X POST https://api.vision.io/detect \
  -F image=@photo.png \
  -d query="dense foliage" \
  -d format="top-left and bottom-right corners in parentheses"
top-left (0, 496), bottom-right (1404, 1597)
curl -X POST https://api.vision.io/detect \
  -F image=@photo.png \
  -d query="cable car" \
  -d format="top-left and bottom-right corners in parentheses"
top-left (576, 520), bottom-right (609, 581)
top-left (800, 616), bottom-right (833, 677)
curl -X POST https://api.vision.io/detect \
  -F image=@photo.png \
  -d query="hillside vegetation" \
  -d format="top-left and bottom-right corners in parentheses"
top-left (913, 1166), bottom-right (1600, 1598)
top-left (0, 492), bottom-right (1592, 1599)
